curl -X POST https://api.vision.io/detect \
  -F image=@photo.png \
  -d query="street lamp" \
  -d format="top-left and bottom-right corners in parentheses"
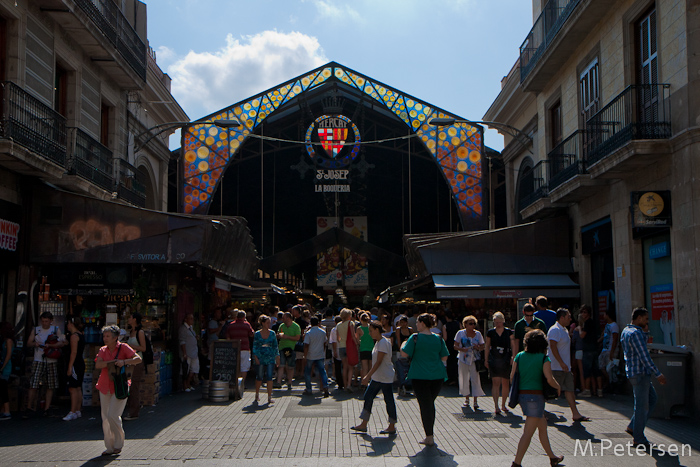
top-left (428, 117), bottom-right (532, 231)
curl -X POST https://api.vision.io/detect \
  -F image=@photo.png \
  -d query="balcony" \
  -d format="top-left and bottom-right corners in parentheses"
top-left (0, 81), bottom-right (67, 168)
top-left (518, 160), bottom-right (549, 211)
top-left (585, 84), bottom-right (671, 171)
top-left (68, 128), bottom-right (113, 192)
top-left (547, 129), bottom-right (607, 203)
top-left (116, 159), bottom-right (147, 207)
top-left (39, 0), bottom-right (146, 87)
top-left (519, 0), bottom-right (615, 92)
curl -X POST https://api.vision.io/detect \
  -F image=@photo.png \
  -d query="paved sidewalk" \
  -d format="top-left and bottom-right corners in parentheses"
top-left (1, 380), bottom-right (699, 466)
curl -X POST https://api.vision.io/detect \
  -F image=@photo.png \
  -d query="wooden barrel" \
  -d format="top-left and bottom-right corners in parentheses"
top-left (209, 381), bottom-right (229, 402)
top-left (201, 380), bottom-right (210, 400)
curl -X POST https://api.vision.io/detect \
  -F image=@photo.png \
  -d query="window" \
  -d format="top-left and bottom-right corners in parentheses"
top-left (579, 58), bottom-right (599, 122)
top-left (100, 103), bottom-right (110, 147)
top-left (54, 63), bottom-right (68, 117)
top-left (549, 100), bottom-right (562, 150)
top-left (637, 7), bottom-right (659, 123)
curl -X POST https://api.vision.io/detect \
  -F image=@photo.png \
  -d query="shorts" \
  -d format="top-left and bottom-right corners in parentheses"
top-left (360, 351), bottom-right (372, 362)
top-left (489, 356), bottom-right (511, 379)
top-left (581, 350), bottom-right (599, 378)
top-left (256, 362), bottom-right (275, 381)
top-left (67, 363), bottom-right (85, 388)
top-left (552, 370), bottom-right (574, 392)
top-left (575, 350), bottom-right (583, 360)
top-left (240, 350), bottom-right (251, 372)
top-left (186, 356), bottom-right (200, 375)
top-left (598, 350), bottom-right (611, 370)
top-left (338, 347), bottom-right (347, 359)
top-left (280, 348), bottom-right (296, 367)
top-left (519, 393), bottom-right (545, 417)
top-left (30, 361), bottom-right (59, 389)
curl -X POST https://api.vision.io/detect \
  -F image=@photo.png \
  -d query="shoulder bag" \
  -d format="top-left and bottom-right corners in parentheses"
top-left (113, 344), bottom-right (130, 400)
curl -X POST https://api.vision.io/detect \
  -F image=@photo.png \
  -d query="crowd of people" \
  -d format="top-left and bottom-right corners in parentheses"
top-left (0, 294), bottom-right (668, 461)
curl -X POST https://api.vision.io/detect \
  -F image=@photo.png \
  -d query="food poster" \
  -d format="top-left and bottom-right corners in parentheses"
top-left (343, 217), bottom-right (368, 288)
top-left (316, 217), bottom-right (341, 289)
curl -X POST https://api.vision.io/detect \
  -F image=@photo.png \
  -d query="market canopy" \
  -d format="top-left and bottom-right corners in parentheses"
top-left (29, 184), bottom-right (258, 281)
top-left (396, 216), bottom-right (579, 299)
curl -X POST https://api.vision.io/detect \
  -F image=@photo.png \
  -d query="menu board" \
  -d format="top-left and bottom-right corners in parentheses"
top-left (209, 339), bottom-right (240, 383)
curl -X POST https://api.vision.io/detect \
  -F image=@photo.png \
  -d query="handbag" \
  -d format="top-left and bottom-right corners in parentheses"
top-left (507, 363), bottom-right (520, 409)
top-left (112, 344), bottom-right (130, 400)
top-left (542, 355), bottom-right (558, 400)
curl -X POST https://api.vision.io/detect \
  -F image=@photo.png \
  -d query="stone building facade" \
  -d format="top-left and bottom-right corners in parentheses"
top-left (0, 0), bottom-right (187, 323)
top-left (485, 0), bottom-right (699, 411)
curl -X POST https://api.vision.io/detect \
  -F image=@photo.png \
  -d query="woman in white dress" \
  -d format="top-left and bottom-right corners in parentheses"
top-left (454, 315), bottom-right (486, 408)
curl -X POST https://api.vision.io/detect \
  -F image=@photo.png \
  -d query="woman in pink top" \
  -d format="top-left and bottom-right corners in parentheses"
top-left (95, 325), bottom-right (141, 456)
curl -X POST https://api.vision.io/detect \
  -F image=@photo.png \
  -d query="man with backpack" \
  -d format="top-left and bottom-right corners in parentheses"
top-left (24, 311), bottom-right (66, 417)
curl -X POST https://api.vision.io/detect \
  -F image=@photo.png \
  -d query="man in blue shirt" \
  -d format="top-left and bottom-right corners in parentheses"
top-left (621, 307), bottom-right (666, 451)
top-left (534, 295), bottom-right (557, 330)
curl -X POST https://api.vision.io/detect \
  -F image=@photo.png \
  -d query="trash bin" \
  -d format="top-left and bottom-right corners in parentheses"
top-left (648, 343), bottom-right (691, 419)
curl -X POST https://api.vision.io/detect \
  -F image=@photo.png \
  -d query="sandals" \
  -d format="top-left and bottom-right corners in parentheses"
top-left (101, 448), bottom-right (121, 456)
top-left (494, 408), bottom-right (502, 415)
top-left (379, 429), bottom-right (397, 435)
top-left (350, 426), bottom-right (367, 432)
top-left (573, 416), bottom-right (591, 422)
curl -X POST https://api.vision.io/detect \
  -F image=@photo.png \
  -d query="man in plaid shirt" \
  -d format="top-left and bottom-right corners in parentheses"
top-left (621, 307), bottom-right (667, 451)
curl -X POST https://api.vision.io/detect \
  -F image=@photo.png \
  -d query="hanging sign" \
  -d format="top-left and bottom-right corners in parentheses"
top-left (306, 114), bottom-right (360, 193)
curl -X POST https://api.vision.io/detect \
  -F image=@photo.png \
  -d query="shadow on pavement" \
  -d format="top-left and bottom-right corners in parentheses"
top-left (408, 445), bottom-right (459, 466)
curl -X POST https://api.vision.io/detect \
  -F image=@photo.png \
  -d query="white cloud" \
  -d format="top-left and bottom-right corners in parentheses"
top-left (167, 30), bottom-right (328, 119)
top-left (305, 0), bottom-right (364, 24)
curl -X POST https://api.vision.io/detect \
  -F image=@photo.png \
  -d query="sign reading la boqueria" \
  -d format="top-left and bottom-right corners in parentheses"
top-left (306, 114), bottom-right (360, 193)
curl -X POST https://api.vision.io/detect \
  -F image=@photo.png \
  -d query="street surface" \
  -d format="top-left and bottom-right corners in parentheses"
top-left (1, 381), bottom-right (698, 466)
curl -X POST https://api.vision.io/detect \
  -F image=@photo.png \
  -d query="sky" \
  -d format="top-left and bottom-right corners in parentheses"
top-left (144, 0), bottom-right (534, 151)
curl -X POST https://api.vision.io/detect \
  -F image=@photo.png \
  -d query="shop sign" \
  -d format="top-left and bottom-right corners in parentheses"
top-left (492, 290), bottom-right (523, 298)
top-left (631, 191), bottom-right (672, 228)
top-left (649, 241), bottom-right (670, 259)
top-left (0, 218), bottom-right (19, 252)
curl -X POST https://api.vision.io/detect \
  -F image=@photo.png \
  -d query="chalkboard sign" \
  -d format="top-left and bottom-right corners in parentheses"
top-left (209, 339), bottom-right (240, 383)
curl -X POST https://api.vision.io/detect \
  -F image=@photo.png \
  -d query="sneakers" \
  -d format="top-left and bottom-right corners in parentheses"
top-left (579, 389), bottom-right (592, 397)
top-left (323, 389), bottom-right (330, 398)
top-left (62, 412), bottom-right (78, 421)
top-left (0, 413), bottom-right (11, 420)
top-left (75, 411), bottom-right (82, 418)
top-left (597, 388), bottom-right (604, 397)
top-left (123, 415), bottom-right (139, 421)
top-left (184, 387), bottom-right (192, 392)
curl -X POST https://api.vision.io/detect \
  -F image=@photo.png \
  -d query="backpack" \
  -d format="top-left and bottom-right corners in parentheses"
top-left (41, 326), bottom-right (62, 360)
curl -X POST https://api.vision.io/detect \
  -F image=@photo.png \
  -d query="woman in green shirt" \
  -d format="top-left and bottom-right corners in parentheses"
top-left (400, 313), bottom-right (449, 447)
top-left (356, 312), bottom-right (374, 388)
top-left (511, 329), bottom-right (563, 467)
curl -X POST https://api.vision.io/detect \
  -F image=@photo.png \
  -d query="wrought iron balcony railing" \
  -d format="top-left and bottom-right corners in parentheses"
top-left (547, 130), bottom-right (585, 191)
top-left (518, 160), bottom-right (549, 211)
top-left (519, 0), bottom-right (581, 82)
top-left (0, 81), bottom-right (67, 166)
top-left (116, 158), bottom-right (146, 207)
top-left (585, 84), bottom-right (671, 166)
top-left (74, 0), bottom-right (146, 80)
top-left (68, 128), bottom-right (113, 192)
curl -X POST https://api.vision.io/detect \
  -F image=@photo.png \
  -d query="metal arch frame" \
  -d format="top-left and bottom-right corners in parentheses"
top-left (180, 61), bottom-right (487, 231)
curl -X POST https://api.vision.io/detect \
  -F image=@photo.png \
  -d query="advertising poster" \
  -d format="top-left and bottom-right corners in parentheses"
top-left (342, 217), bottom-right (368, 289)
top-left (650, 283), bottom-right (675, 345)
top-left (316, 217), bottom-right (341, 289)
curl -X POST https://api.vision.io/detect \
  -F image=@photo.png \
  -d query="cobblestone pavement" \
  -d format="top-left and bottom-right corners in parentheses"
top-left (1, 379), bottom-right (699, 466)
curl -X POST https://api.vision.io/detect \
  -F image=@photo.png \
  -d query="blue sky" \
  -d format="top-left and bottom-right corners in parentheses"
top-left (145, 0), bottom-right (533, 150)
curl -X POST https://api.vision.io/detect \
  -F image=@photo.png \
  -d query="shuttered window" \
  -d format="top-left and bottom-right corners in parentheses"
top-left (637, 7), bottom-right (658, 123)
top-left (579, 58), bottom-right (599, 122)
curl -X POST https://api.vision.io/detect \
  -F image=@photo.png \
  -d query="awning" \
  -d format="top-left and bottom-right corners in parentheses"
top-left (29, 183), bottom-right (259, 281)
top-left (432, 274), bottom-right (580, 299)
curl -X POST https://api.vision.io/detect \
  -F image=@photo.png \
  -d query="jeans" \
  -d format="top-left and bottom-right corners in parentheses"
top-left (628, 374), bottom-right (657, 444)
top-left (304, 359), bottom-right (328, 391)
top-left (412, 379), bottom-right (443, 436)
top-left (395, 358), bottom-right (411, 388)
top-left (360, 380), bottom-right (397, 423)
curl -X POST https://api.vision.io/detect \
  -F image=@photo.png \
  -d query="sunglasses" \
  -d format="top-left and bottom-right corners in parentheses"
top-left (466, 322), bottom-right (476, 326)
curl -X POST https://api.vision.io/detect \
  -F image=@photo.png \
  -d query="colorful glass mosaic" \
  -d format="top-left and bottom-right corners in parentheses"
top-left (181, 62), bottom-right (484, 229)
